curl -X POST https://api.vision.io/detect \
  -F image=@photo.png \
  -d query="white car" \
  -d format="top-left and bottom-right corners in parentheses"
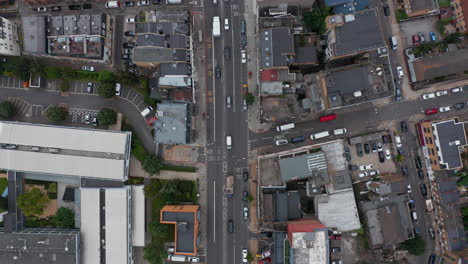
top-left (137, 0), bottom-right (149, 5)
top-left (452, 87), bottom-right (463, 93)
top-left (242, 249), bottom-right (248, 263)
top-left (422, 93), bottom-right (435, 100)
top-left (385, 149), bottom-right (391, 160)
top-left (396, 66), bottom-right (404, 78)
top-left (359, 164), bottom-right (373, 171)
top-left (35, 7), bottom-right (47, 12)
top-left (358, 172), bottom-right (368, 178)
top-left (407, 184), bottom-right (412, 193)
top-left (82, 66), bottom-right (95, 72)
top-left (241, 50), bottom-right (247, 64)
top-left (243, 206), bottom-right (248, 219)
top-left (188, 256), bottom-right (200, 262)
top-left (439, 106), bottom-right (451, 112)
top-left (369, 170), bottom-right (380, 176)
top-left (377, 142), bottom-right (383, 152)
top-left (395, 135), bottom-right (402, 148)
top-left (436, 90), bottom-right (448, 96)
top-left (115, 83), bottom-right (122, 96)
top-left (275, 139), bottom-right (288, 146)
top-left (224, 18), bottom-right (229, 30)
top-left (126, 18), bottom-right (135, 23)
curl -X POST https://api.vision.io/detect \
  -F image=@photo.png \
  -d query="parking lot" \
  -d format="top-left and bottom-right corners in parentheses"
top-left (8, 97), bottom-right (44, 118)
top-left (118, 85), bottom-right (147, 111)
top-left (399, 16), bottom-right (440, 48)
top-left (68, 108), bottom-right (100, 124)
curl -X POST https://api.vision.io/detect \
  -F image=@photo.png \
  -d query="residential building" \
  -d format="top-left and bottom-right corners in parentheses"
top-left (0, 17), bottom-right (20, 56)
top-left (259, 27), bottom-right (295, 69)
top-left (287, 219), bottom-right (329, 264)
top-left (0, 121), bottom-right (132, 182)
top-left (325, 9), bottom-right (384, 60)
top-left (22, 16), bottom-right (46, 54)
top-left (324, 0), bottom-right (369, 14)
top-left (154, 103), bottom-right (191, 144)
top-left (397, 0), bottom-right (439, 18)
top-left (453, 0), bottom-right (468, 32)
top-left (416, 119), bottom-right (467, 171)
top-left (160, 205), bottom-right (200, 255)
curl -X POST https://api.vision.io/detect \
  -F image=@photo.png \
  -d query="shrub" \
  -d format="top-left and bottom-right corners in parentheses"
top-left (97, 82), bottom-right (116, 98)
top-left (60, 80), bottom-right (70, 92)
top-left (142, 154), bottom-right (163, 176)
top-left (55, 207), bottom-right (75, 229)
top-left (97, 108), bottom-right (117, 126)
top-left (44, 106), bottom-right (67, 122)
top-left (0, 101), bottom-right (14, 119)
top-left (399, 235), bottom-right (426, 255)
top-left (48, 183), bottom-right (57, 193)
top-left (245, 92), bottom-right (255, 105)
top-left (45, 67), bottom-right (62, 79)
top-left (303, 7), bottom-right (331, 34)
top-left (17, 188), bottom-right (49, 216)
top-left (396, 9), bottom-right (408, 21)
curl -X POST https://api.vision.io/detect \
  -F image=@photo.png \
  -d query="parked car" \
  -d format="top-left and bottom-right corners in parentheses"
top-left (356, 143), bottom-right (363, 157)
top-left (369, 170), bottom-right (379, 177)
top-left (243, 171), bottom-right (248, 182)
top-left (382, 135), bottom-right (389, 144)
top-left (241, 50), bottom-right (247, 63)
top-left (123, 42), bottom-right (135, 48)
top-left (344, 147), bottom-right (351, 161)
top-left (330, 235), bottom-right (342, 240)
top-left (385, 149), bottom-right (391, 160)
top-left (51, 6), bottom-right (61, 11)
top-left (428, 227), bottom-right (435, 239)
top-left (124, 31), bottom-right (135, 36)
top-left (378, 151), bottom-right (385, 163)
top-left (428, 254), bottom-right (436, 264)
top-left (82, 66), bottom-right (95, 72)
top-left (123, 1), bottom-right (135, 6)
top-left (425, 108), bottom-right (438, 115)
top-left (242, 249), bottom-right (248, 263)
top-left (452, 86), bottom-right (463, 93)
top-left (383, 4), bottom-right (390, 16)
top-left (243, 206), bottom-right (248, 219)
top-left (371, 141), bottom-right (377, 152)
top-left (92, 117), bottom-right (98, 127)
top-left (439, 106), bottom-right (451, 112)
top-left (395, 135), bottom-right (402, 148)
top-left (87, 82), bottom-right (94, 93)
top-left (454, 102), bottom-right (465, 110)
top-left (358, 172), bottom-right (368, 178)
top-left (69, 4), bottom-right (81, 10)
top-left (258, 257), bottom-right (272, 264)
top-left (331, 247), bottom-right (341, 252)
top-left (84, 114), bottom-right (91, 125)
top-left (400, 121), bottom-right (408, 132)
top-left (397, 66), bottom-right (404, 78)
top-left (377, 142), bottom-right (383, 152)
top-left (224, 18), bottom-right (229, 30)
top-left (359, 164), bottom-right (373, 171)
top-left (34, 6), bottom-right (47, 12)
top-left (122, 54), bottom-right (130, 59)
top-left (153, 0), bottom-right (162, 4)
top-left (418, 169), bottom-right (424, 179)
top-left (418, 32), bottom-right (425, 43)
top-left (137, 0), bottom-right (149, 6)
top-left (429, 31), bottom-right (437, 41)
top-left (242, 191), bottom-right (248, 201)
top-left (364, 143), bottom-right (370, 154)
top-left (415, 156), bottom-right (422, 169)
top-left (126, 18), bottom-right (135, 23)
top-left (422, 93), bottom-right (435, 100)
top-left (275, 139), bottom-right (288, 146)
top-left (420, 183), bottom-right (428, 196)
top-left (401, 166), bottom-right (408, 176)
top-left (115, 83), bottom-right (121, 96)
top-left (436, 90), bottom-right (448, 96)
top-left (412, 35), bottom-right (420, 46)
top-left (83, 3), bottom-right (92, 9)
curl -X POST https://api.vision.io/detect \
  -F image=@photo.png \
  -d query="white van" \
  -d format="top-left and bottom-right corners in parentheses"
top-left (105, 1), bottom-right (120, 8)
top-left (213, 0), bottom-right (217, 4)
top-left (333, 128), bottom-right (347, 135)
top-left (391, 36), bottom-right (398, 50)
top-left (395, 135), bottom-right (402, 148)
top-left (411, 211), bottom-right (418, 221)
top-left (141, 106), bottom-right (154, 117)
top-left (226, 136), bottom-right (232, 149)
top-left (276, 123), bottom-right (295, 132)
top-left (310, 131), bottom-right (330, 140)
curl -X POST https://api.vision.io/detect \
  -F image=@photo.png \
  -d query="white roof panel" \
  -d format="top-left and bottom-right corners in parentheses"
top-left (80, 189), bottom-right (101, 264)
top-left (131, 185), bottom-right (146, 247)
top-left (106, 188), bottom-right (130, 264)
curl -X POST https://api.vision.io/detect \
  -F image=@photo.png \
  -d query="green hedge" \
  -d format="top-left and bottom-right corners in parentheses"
top-left (161, 165), bottom-right (197, 173)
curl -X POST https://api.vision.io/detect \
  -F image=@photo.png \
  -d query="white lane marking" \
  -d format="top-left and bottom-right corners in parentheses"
top-left (213, 180), bottom-right (216, 243)
top-left (212, 36), bottom-right (217, 142)
top-left (230, 7), bottom-right (236, 113)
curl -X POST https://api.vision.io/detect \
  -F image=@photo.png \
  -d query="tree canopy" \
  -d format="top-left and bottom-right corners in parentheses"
top-left (97, 108), bottom-right (117, 126)
top-left (399, 235), bottom-right (426, 256)
top-left (245, 92), bottom-right (255, 105)
top-left (17, 188), bottom-right (49, 216)
top-left (142, 154), bottom-right (164, 176)
top-left (97, 82), bottom-right (116, 98)
top-left (55, 207), bottom-right (75, 229)
top-left (0, 101), bottom-right (14, 119)
top-left (303, 7), bottom-right (331, 35)
top-left (44, 106), bottom-right (67, 122)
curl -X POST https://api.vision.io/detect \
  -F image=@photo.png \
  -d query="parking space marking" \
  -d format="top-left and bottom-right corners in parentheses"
top-left (68, 108), bottom-right (99, 124)
top-left (31, 105), bottom-right (43, 118)
top-left (131, 93), bottom-right (138, 102)
top-left (8, 97), bottom-right (32, 117)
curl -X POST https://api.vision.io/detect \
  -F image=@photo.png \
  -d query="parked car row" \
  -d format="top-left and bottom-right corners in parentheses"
top-left (422, 87), bottom-right (463, 100)
top-left (412, 32), bottom-right (437, 46)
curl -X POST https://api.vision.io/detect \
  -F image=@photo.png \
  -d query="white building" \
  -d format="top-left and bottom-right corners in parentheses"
top-left (0, 17), bottom-right (20, 56)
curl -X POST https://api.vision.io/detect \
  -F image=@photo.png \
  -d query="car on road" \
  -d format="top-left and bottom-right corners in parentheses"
top-left (385, 149), bottom-right (391, 160)
top-left (359, 164), bottom-right (373, 171)
top-left (84, 114), bottom-right (91, 125)
top-left (224, 47), bottom-right (231, 59)
top-left (241, 50), bottom-right (247, 63)
top-left (378, 151), bottom-right (385, 163)
top-left (226, 96), bottom-right (231, 108)
top-left (454, 102), bottom-right (465, 110)
top-left (428, 254), bottom-right (436, 264)
top-left (439, 106), bottom-right (451, 112)
top-left (425, 108), bottom-right (438, 115)
top-left (396, 66), bottom-right (404, 78)
top-left (228, 220), bottom-right (234, 233)
top-left (34, 7), bottom-right (47, 12)
top-left (242, 191), bottom-right (248, 201)
top-left (51, 6), bottom-right (61, 11)
top-left (87, 82), bottom-right (94, 93)
top-left (224, 18), bottom-right (229, 30)
top-left (358, 172), bottom-right (368, 178)
top-left (452, 86), bottom-right (463, 93)
top-left (428, 227), bottom-right (435, 239)
top-left (291, 136), bottom-right (306, 144)
top-left (364, 143), bottom-right (370, 154)
top-left (243, 171), bottom-right (248, 182)
top-left (215, 66), bottom-right (221, 78)
top-left (418, 32), bottom-right (425, 43)
top-left (82, 66), bottom-right (95, 72)
top-left (275, 139), bottom-right (288, 146)
top-left (137, 0), bottom-right (149, 6)
top-left (401, 166), bottom-right (408, 176)
top-left (333, 128), bottom-right (346, 135)
top-left (383, 4), bottom-right (390, 16)
top-left (395, 135), bottom-right (402, 148)
top-left (242, 98), bottom-right (247, 110)
top-left (319, 113), bottom-right (337, 122)
top-left (356, 143), bottom-right (363, 157)
top-left (243, 206), bottom-right (248, 219)
top-left (415, 156), bottom-right (422, 169)
top-left (124, 31), bottom-right (135, 36)
top-left (400, 121), bottom-right (408, 132)
top-left (420, 183), bottom-right (428, 196)
top-left (436, 90), bottom-right (448, 96)
top-left (115, 83), bottom-right (121, 96)
top-left (429, 31), bottom-right (437, 41)
top-left (418, 169), bottom-right (424, 179)
top-left (242, 249), bottom-right (248, 263)
top-left (422, 93), bottom-right (435, 100)
top-left (412, 35), bottom-right (420, 46)
top-left (126, 18), bottom-right (135, 23)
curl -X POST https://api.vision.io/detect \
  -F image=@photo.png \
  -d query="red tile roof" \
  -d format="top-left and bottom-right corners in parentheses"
top-left (173, 89), bottom-right (193, 102)
top-left (261, 69), bottom-right (278, 81)
top-left (287, 219), bottom-right (326, 242)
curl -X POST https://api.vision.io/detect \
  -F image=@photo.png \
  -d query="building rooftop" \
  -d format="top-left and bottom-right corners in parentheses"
top-left (47, 14), bottom-right (105, 37)
top-left (136, 33), bottom-right (166, 47)
top-left (154, 103), bottom-right (190, 144)
top-left (412, 49), bottom-right (468, 82)
top-left (159, 62), bottom-right (191, 76)
top-left (135, 22), bottom-right (189, 35)
top-left (260, 27), bottom-right (294, 68)
top-left (273, 191), bottom-right (301, 222)
top-left (160, 205), bottom-right (199, 255)
top-left (317, 189), bottom-right (361, 231)
top-left (158, 76), bottom-right (192, 88)
top-left (0, 121), bottom-right (131, 181)
top-left (295, 47), bottom-right (318, 65)
top-left (22, 16), bottom-right (46, 54)
top-left (133, 47), bottom-right (189, 64)
top-left (406, 0), bottom-right (438, 16)
top-left (287, 220), bottom-right (329, 264)
top-left (278, 152), bottom-right (329, 184)
top-left (325, 0), bottom-right (369, 14)
top-left (432, 119), bottom-right (467, 169)
top-left (0, 230), bottom-right (80, 264)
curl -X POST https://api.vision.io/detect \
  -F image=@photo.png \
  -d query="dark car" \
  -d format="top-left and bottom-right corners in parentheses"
top-left (69, 4), bottom-right (81, 10)
top-left (408, 199), bottom-right (415, 208)
top-left (428, 254), bottom-right (436, 264)
top-left (215, 66), bottom-right (221, 78)
top-left (364, 143), bottom-right (370, 154)
top-left (418, 169), bottom-right (424, 179)
top-left (415, 156), bottom-right (422, 169)
top-left (224, 47), bottom-right (231, 59)
top-left (383, 4), bottom-right (390, 16)
top-left (291, 136), bottom-right (306, 143)
top-left (240, 34), bottom-right (247, 48)
top-left (344, 147), bottom-right (351, 161)
top-left (371, 142), bottom-right (377, 152)
top-left (401, 121), bottom-right (408, 132)
top-left (124, 1), bottom-right (135, 6)
top-left (420, 183), bottom-right (427, 196)
top-left (356, 143), bottom-right (363, 157)
top-left (92, 117), bottom-right (98, 127)
top-left (348, 165), bottom-right (359, 171)
top-left (382, 135), bottom-right (389, 144)
top-left (51, 6), bottom-right (61, 11)
top-left (428, 227), bottom-right (435, 239)
top-left (83, 3), bottom-right (92, 9)
top-left (378, 151), bottom-right (385, 163)
top-left (152, 0), bottom-right (162, 4)
top-left (242, 191), bottom-right (248, 201)
top-left (123, 42), bottom-right (135, 48)
top-left (401, 166), bottom-right (408, 176)
top-left (331, 247), bottom-right (341, 252)
top-left (260, 232), bottom-right (272, 239)
top-left (124, 31), bottom-right (135, 36)
top-left (395, 86), bottom-right (402, 101)
top-left (454, 102), bottom-right (465, 110)
top-left (243, 171), bottom-right (248, 182)
top-left (228, 220), bottom-right (234, 233)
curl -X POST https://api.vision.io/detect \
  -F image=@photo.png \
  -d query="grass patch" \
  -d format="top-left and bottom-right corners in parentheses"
top-left (438, 0), bottom-right (450, 7)
top-left (162, 165), bottom-right (197, 173)
top-left (396, 9), bottom-right (408, 22)
top-left (0, 178), bottom-right (7, 194)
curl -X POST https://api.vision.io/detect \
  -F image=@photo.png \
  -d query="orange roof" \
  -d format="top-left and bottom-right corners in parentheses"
top-left (287, 219), bottom-right (327, 242)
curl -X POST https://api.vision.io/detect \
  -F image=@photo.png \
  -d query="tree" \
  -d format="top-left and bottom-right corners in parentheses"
top-left (142, 154), bottom-right (164, 176)
top-left (149, 222), bottom-right (169, 239)
top-left (12, 58), bottom-right (32, 81)
top-left (0, 101), bottom-right (14, 119)
top-left (48, 183), bottom-right (57, 193)
top-left (55, 207), bottom-right (75, 228)
top-left (45, 67), bottom-right (61, 79)
top-left (117, 70), bottom-right (139, 86)
top-left (247, 252), bottom-right (254, 262)
top-left (245, 92), bottom-right (255, 105)
top-left (143, 242), bottom-right (166, 264)
top-left (60, 79), bottom-right (70, 92)
top-left (399, 235), bottom-right (426, 256)
top-left (303, 7), bottom-right (331, 35)
top-left (97, 108), bottom-right (117, 126)
top-left (97, 82), bottom-right (116, 98)
top-left (17, 188), bottom-right (49, 216)
top-left (144, 179), bottom-right (163, 199)
top-left (396, 154), bottom-right (405, 162)
top-left (45, 106), bottom-right (67, 122)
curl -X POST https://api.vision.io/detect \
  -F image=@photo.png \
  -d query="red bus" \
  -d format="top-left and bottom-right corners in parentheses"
top-left (319, 113), bottom-right (337, 122)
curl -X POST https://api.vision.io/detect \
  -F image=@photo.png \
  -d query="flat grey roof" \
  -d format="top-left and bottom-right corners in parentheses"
top-left (159, 62), bottom-right (191, 76)
top-left (135, 22), bottom-right (189, 35)
top-left (169, 35), bottom-right (190, 49)
top-left (433, 120), bottom-right (467, 169)
top-left (161, 211), bottom-right (195, 253)
top-left (0, 230), bottom-right (80, 264)
top-left (335, 9), bottom-right (383, 56)
top-left (133, 47), bottom-right (189, 63)
top-left (295, 47), bottom-right (318, 64)
top-left (278, 152), bottom-right (329, 184)
top-left (22, 16), bottom-right (46, 54)
top-left (154, 103), bottom-right (190, 144)
top-left (325, 65), bottom-right (370, 95)
top-left (409, 0), bottom-right (437, 14)
top-left (274, 192), bottom-right (288, 222)
top-left (136, 33), bottom-right (166, 47)
top-left (317, 189), bottom-right (361, 231)
top-left (260, 28), bottom-right (294, 68)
